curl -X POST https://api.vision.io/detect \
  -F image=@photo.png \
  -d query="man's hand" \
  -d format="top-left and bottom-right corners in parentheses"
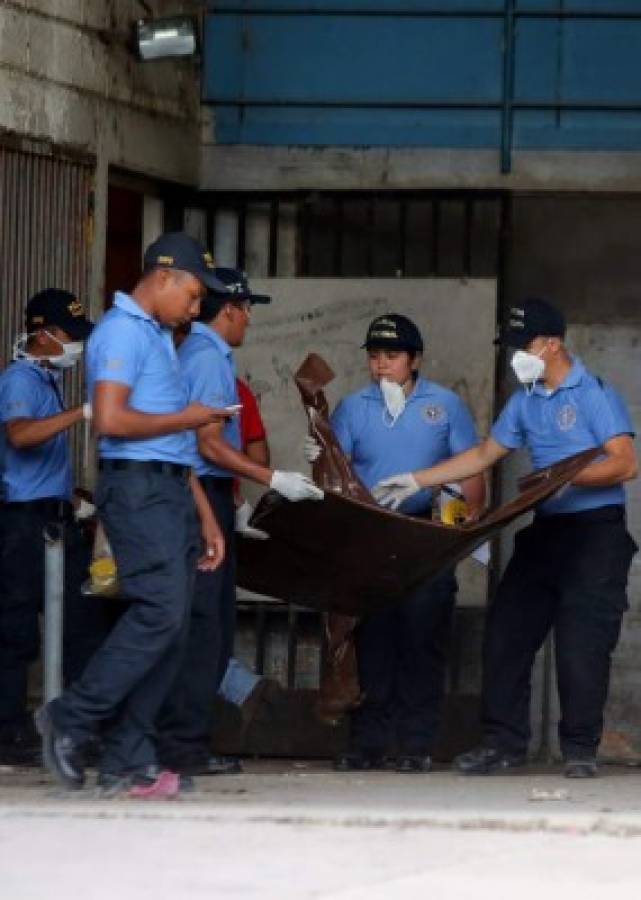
top-left (235, 500), bottom-right (269, 540)
top-left (372, 472), bottom-right (421, 510)
top-left (303, 436), bottom-right (322, 463)
top-left (197, 515), bottom-right (225, 572)
top-left (270, 470), bottom-right (324, 502)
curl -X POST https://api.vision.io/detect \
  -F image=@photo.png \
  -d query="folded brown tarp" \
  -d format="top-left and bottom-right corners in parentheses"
top-left (236, 353), bottom-right (598, 719)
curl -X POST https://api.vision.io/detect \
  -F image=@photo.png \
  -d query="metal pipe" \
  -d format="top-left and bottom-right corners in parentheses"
top-left (500, 0), bottom-right (516, 174)
top-left (210, 6), bottom-right (641, 20)
top-left (43, 523), bottom-right (65, 703)
top-left (207, 97), bottom-right (641, 112)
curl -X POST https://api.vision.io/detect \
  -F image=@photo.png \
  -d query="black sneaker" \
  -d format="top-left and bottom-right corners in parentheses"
top-left (453, 745), bottom-right (526, 775)
top-left (564, 758), bottom-right (597, 779)
top-left (34, 703), bottom-right (85, 789)
top-left (95, 772), bottom-right (132, 799)
top-left (395, 754), bottom-right (432, 774)
top-left (179, 774), bottom-right (196, 794)
top-left (333, 751), bottom-right (387, 772)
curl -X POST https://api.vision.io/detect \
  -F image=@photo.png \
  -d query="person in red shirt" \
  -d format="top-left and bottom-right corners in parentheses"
top-left (237, 377), bottom-right (269, 468)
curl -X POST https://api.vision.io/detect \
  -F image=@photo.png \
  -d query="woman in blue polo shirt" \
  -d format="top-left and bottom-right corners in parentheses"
top-left (306, 313), bottom-right (485, 772)
top-left (375, 298), bottom-right (638, 778)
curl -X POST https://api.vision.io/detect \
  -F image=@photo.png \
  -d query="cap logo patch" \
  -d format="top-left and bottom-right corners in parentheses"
top-left (67, 300), bottom-right (84, 317)
top-left (203, 252), bottom-right (215, 269)
top-left (370, 329), bottom-right (398, 339)
top-left (422, 404), bottom-right (445, 424)
top-left (510, 307), bottom-right (525, 318)
top-left (557, 403), bottom-right (577, 432)
top-left (228, 282), bottom-right (245, 294)
top-left (508, 317), bottom-right (525, 330)
top-left (157, 254), bottom-right (174, 265)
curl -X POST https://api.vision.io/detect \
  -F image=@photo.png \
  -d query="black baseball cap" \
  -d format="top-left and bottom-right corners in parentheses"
top-left (361, 313), bottom-right (424, 353)
top-left (25, 289), bottom-right (94, 341)
top-left (495, 297), bottom-right (566, 349)
top-left (198, 267), bottom-right (272, 321)
top-left (143, 232), bottom-right (227, 292)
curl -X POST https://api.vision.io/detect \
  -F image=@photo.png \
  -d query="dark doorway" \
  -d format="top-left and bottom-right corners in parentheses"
top-left (104, 185), bottom-right (143, 308)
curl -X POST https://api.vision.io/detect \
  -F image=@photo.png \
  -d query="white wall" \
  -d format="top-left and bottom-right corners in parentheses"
top-left (235, 277), bottom-right (497, 607)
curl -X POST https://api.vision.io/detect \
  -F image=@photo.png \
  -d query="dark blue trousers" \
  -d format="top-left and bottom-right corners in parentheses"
top-left (52, 468), bottom-right (199, 775)
top-left (349, 571), bottom-right (457, 757)
top-left (157, 476), bottom-right (236, 772)
top-left (0, 502), bottom-right (101, 733)
top-left (482, 505), bottom-right (637, 760)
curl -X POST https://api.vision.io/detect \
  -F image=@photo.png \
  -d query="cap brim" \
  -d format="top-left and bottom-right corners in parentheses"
top-left (249, 293), bottom-right (271, 305)
top-left (199, 270), bottom-right (230, 293)
top-left (361, 339), bottom-right (422, 351)
top-left (65, 318), bottom-right (94, 341)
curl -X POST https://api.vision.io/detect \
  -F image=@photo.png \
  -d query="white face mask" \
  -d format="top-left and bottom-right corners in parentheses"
top-left (510, 345), bottom-right (547, 386)
top-left (380, 378), bottom-right (407, 425)
top-left (12, 330), bottom-right (84, 370)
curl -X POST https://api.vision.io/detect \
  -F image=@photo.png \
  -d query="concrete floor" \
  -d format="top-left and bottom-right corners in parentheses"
top-left (2, 760), bottom-right (641, 898)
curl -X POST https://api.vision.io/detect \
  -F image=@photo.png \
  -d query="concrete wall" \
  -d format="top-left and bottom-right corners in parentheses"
top-left (234, 277), bottom-right (497, 608)
top-left (503, 194), bottom-right (641, 760)
top-left (0, 0), bottom-right (204, 314)
top-left (200, 145), bottom-right (641, 193)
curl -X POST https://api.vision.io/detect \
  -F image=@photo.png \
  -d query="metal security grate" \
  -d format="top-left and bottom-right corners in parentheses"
top-left (0, 139), bottom-right (95, 485)
top-left (204, 190), bottom-right (507, 280)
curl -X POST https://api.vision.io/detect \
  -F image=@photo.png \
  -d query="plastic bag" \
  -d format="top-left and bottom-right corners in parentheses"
top-left (81, 521), bottom-right (120, 597)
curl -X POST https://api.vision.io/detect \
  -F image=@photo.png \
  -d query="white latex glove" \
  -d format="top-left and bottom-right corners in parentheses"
top-left (74, 497), bottom-right (96, 521)
top-left (235, 500), bottom-right (269, 540)
top-left (303, 435), bottom-right (322, 463)
top-left (270, 470), bottom-right (324, 502)
top-left (371, 472), bottom-right (421, 510)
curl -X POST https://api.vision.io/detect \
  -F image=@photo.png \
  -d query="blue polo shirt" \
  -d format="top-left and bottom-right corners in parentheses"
top-left (332, 376), bottom-right (479, 515)
top-left (87, 292), bottom-right (192, 465)
top-left (491, 357), bottom-right (634, 515)
top-left (178, 322), bottom-right (241, 478)
top-left (0, 361), bottom-right (72, 501)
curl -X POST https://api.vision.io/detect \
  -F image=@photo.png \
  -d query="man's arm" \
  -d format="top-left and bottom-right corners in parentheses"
top-left (245, 437), bottom-right (270, 468)
top-left (415, 438), bottom-right (508, 489)
top-left (571, 434), bottom-right (638, 487)
top-left (197, 421), bottom-right (272, 485)
top-left (372, 438), bottom-right (508, 510)
top-left (6, 407), bottom-right (84, 449)
top-left (93, 381), bottom-right (227, 438)
top-left (190, 472), bottom-right (225, 572)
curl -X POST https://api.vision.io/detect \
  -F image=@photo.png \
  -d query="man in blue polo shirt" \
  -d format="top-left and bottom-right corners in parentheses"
top-left (0, 289), bottom-right (94, 765)
top-left (158, 268), bottom-right (323, 781)
top-left (305, 313), bottom-right (485, 772)
top-left (36, 233), bottom-right (233, 799)
top-left (374, 298), bottom-right (638, 778)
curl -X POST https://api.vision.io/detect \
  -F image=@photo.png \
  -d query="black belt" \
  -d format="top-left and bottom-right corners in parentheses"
top-left (1, 497), bottom-right (74, 521)
top-left (99, 459), bottom-right (191, 481)
top-left (199, 474), bottom-right (234, 490)
top-left (535, 504), bottom-right (625, 526)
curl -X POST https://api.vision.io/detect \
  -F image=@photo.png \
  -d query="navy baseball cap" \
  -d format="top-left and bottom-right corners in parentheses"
top-left (26, 289), bottom-right (93, 340)
top-left (362, 313), bottom-right (424, 353)
top-left (143, 232), bottom-right (227, 292)
top-left (496, 298), bottom-right (566, 349)
top-left (209, 268), bottom-right (272, 305)
top-left (198, 267), bottom-right (272, 321)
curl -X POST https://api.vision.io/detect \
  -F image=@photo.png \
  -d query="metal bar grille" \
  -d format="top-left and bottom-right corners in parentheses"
top-left (0, 143), bottom-right (94, 486)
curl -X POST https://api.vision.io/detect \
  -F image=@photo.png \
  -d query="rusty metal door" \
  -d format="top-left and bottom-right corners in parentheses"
top-left (0, 141), bottom-right (95, 485)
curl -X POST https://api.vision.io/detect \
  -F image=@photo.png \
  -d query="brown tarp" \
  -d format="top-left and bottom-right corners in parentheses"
top-left (237, 353), bottom-right (598, 719)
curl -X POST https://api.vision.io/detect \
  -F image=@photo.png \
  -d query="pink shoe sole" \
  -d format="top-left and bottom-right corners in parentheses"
top-left (126, 770), bottom-right (180, 800)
